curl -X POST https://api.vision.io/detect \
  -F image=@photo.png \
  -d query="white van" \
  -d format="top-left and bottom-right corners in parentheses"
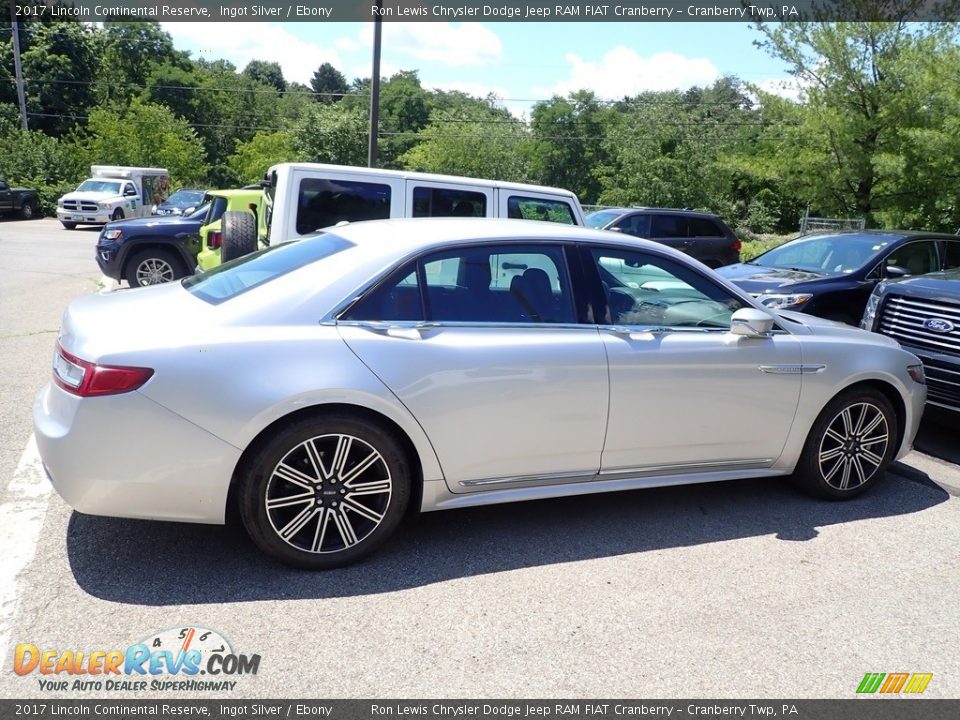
top-left (209, 163), bottom-right (585, 266)
top-left (57, 166), bottom-right (169, 229)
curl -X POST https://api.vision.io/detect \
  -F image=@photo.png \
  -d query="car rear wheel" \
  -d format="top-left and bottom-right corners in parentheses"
top-left (221, 210), bottom-right (257, 262)
top-left (793, 389), bottom-right (897, 499)
top-left (239, 414), bottom-right (411, 569)
top-left (19, 200), bottom-right (35, 220)
top-left (125, 248), bottom-right (185, 287)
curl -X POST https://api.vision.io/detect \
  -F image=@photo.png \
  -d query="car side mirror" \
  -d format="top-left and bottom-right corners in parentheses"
top-left (730, 308), bottom-right (776, 337)
top-left (0, 177), bottom-right (7, 190)
top-left (184, 206), bottom-right (195, 215)
top-left (885, 264), bottom-right (910, 278)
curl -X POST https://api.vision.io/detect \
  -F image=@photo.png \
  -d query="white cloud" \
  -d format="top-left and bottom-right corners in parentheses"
top-left (349, 61), bottom-right (402, 81)
top-left (538, 47), bottom-right (720, 99)
top-left (353, 22), bottom-right (503, 66)
top-left (757, 77), bottom-right (804, 102)
top-left (162, 23), bottom-right (341, 85)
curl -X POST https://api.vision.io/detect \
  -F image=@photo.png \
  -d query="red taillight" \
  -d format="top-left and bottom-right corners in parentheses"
top-left (53, 344), bottom-right (153, 397)
top-left (208, 230), bottom-right (223, 249)
top-left (731, 239), bottom-right (742, 252)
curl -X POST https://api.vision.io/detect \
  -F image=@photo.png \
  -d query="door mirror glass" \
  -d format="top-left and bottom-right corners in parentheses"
top-left (730, 308), bottom-right (776, 337)
top-left (885, 264), bottom-right (909, 278)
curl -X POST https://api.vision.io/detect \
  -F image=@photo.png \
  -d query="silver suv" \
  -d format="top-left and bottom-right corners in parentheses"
top-left (586, 207), bottom-right (741, 268)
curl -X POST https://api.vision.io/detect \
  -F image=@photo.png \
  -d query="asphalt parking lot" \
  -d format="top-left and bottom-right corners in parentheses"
top-left (1, 218), bottom-right (959, 699)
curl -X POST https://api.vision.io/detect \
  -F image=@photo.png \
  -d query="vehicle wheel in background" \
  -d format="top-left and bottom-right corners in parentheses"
top-left (239, 414), bottom-right (411, 569)
top-left (111, 208), bottom-right (124, 221)
top-left (220, 211), bottom-right (257, 263)
top-left (125, 248), bottom-right (185, 287)
top-left (19, 200), bottom-right (35, 220)
top-left (61, 222), bottom-right (77, 230)
top-left (792, 388), bottom-right (897, 499)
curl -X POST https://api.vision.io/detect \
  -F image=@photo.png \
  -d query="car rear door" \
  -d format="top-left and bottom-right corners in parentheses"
top-left (337, 242), bottom-right (609, 491)
top-left (583, 244), bottom-right (803, 474)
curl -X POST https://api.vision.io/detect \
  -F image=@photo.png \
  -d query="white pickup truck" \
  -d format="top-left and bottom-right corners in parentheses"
top-left (57, 166), bottom-right (170, 229)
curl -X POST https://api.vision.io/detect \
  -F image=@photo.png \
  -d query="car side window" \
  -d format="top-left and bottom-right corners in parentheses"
top-left (885, 241), bottom-right (939, 276)
top-left (506, 197), bottom-right (576, 225)
top-left (124, 183), bottom-right (137, 197)
top-left (688, 218), bottom-right (724, 237)
top-left (943, 240), bottom-right (960, 270)
top-left (613, 214), bottom-right (651, 238)
top-left (590, 248), bottom-right (745, 329)
top-left (650, 215), bottom-right (689, 238)
top-left (347, 245), bottom-right (575, 324)
top-left (412, 187), bottom-right (487, 218)
top-left (296, 179), bottom-right (391, 235)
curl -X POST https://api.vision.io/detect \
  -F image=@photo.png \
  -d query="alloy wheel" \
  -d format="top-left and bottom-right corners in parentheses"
top-left (817, 402), bottom-right (889, 491)
top-left (265, 434), bottom-right (393, 554)
top-left (135, 258), bottom-right (175, 285)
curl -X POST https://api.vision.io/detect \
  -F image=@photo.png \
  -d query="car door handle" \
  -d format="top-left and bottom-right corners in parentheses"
top-left (361, 321), bottom-right (437, 339)
top-left (603, 325), bottom-right (662, 340)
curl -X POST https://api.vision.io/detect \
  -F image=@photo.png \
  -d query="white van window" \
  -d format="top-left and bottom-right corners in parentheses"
top-left (296, 178), bottom-right (391, 235)
top-left (412, 187), bottom-right (487, 218)
top-left (506, 197), bottom-right (576, 225)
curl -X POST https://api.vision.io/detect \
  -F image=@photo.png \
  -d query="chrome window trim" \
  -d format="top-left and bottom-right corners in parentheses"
top-left (336, 319), bottom-right (600, 332)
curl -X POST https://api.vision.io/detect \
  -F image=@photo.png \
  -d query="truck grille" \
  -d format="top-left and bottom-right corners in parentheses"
top-left (878, 296), bottom-right (960, 355)
top-left (62, 200), bottom-right (99, 212)
top-left (878, 295), bottom-right (960, 411)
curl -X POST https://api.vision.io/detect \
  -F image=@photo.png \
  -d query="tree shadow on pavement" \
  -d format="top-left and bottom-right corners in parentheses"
top-left (66, 469), bottom-right (948, 606)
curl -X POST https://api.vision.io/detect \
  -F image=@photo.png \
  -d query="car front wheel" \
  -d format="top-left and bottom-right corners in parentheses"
top-left (125, 248), bottom-right (185, 287)
top-left (793, 389), bottom-right (897, 499)
top-left (239, 414), bottom-right (411, 569)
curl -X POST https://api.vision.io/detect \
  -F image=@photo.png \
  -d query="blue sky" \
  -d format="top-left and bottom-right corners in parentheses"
top-left (162, 22), bottom-right (796, 114)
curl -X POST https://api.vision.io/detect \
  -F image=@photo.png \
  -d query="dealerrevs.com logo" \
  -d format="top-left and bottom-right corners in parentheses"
top-left (13, 626), bottom-right (261, 693)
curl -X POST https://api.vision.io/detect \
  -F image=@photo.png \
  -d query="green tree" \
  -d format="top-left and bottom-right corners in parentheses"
top-left (83, 99), bottom-right (208, 185)
top-left (228, 130), bottom-right (298, 184)
top-left (754, 18), bottom-right (959, 226)
top-left (310, 62), bottom-right (348, 103)
top-left (243, 60), bottom-right (286, 92)
top-left (293, 103), bottom-right (368, 166)
top-left (400, 105), bottom-right (531, 182)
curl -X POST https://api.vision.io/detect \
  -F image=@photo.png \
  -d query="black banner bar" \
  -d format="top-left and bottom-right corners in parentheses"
top-left (9, 0), bottom-right (960, 23)
top-left (1, 700), bottom-right (959, 720)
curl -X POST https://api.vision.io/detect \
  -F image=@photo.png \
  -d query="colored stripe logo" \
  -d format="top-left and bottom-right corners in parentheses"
top-left (857, 673), bottom-right (932, 694)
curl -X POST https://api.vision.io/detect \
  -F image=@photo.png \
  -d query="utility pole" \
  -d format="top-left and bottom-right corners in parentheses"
top-left (10, 9), bottom-right (29, 131)
top-left (367, 0), bottom-right (382, 168)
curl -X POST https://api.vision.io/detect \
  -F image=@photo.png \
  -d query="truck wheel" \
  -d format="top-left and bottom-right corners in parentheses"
top-left (111, 209), bottom-right (125, 221)
top-left (61, 222), bottom-right (77, 230)
top-left (125, 248), bottom-right (185, 287)
top-left (19, 200), bottom-right (35, 220)
top-left (221, 211), bottom-right (257, 263)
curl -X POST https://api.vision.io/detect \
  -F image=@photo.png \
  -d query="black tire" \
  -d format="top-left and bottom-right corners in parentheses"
top-left (221, 210), bottom-right (257, 263)
top-left (793, 388), bottom-right (897, 499)
top-left (61, 221), bottom-right (77, 230)
top-left (124, 248), bottom-right (186, 287)
top-left (19, 200), bottom-right (35, 220)
top-left (111, 208), bottom-right (124, 221)
top-left (239, 414), bottom-right (411, 569)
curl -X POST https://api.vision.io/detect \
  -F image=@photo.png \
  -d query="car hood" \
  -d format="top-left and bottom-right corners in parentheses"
top-left (61, 190), bottom-right (122, 203)
top-left (777, 310), bottom-right (900, 347)
top-left (58, 283), bottom-right (214, 362)
top-left (717, 263), bottom-right (826, 292)
top-left (105, 215), bottom-right (201, 232)
top-left (883, 268), bottom-right (960, 295)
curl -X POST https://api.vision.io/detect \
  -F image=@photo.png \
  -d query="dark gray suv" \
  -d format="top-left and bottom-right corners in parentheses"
top-left (585, 207), bottom-right (741, 268)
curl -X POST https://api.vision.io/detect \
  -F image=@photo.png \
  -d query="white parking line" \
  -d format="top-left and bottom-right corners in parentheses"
top-left (0, 435), bottom-right (52, 668)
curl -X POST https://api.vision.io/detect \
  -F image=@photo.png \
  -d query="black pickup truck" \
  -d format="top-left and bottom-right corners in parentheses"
top-left (0, 177), bottom-right (38, 219)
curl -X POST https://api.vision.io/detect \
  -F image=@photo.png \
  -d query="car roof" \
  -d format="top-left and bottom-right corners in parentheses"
top-left (315, 217), bottom-right (681, 257)
top-left (269, 162), bottom-right (579, 199)
top-left (588, 207), bottom-right (723, 219)
top-left (797, 229), bottom-right (959, 240)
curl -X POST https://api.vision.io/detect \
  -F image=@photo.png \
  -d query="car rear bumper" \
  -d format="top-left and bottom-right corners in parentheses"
top-left (33, 382), bottom-right (241, 524)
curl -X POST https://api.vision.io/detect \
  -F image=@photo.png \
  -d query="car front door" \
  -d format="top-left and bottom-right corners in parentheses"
top-left (584, 245), bottom-right (803, 475)
top-left (337, 242), bottom-right (609, 491)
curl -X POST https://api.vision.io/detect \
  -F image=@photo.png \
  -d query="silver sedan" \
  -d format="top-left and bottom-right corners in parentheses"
top-left (34, 218), bottom-right (928, 569)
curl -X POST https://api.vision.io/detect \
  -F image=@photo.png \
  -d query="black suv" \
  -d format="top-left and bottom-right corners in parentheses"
top-left (585, 207), bottom-right (741, 268)
top-left (862, 268), bottom-right (960, 414)
top-left (96, 204), bottom-right (209, 287)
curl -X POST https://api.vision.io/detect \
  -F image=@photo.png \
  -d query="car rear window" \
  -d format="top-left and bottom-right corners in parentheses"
top-left (183, 232), bottom-right (353, 304)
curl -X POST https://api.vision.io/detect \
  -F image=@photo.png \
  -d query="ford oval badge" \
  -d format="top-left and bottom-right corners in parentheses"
top-left (923, 317), bottom-right (956, 333)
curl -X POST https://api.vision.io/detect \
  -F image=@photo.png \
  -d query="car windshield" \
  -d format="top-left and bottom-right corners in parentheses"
top-left (585, 209), bottom-right (624, 229)
top-left (183, 232), bottom-right (354, 304)
top-left (753, 233), bottom-right (893, 274)
top-left (76, 180), bottom-right (121, 194)
top-left (167, 190), bottom-right (205, 207)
